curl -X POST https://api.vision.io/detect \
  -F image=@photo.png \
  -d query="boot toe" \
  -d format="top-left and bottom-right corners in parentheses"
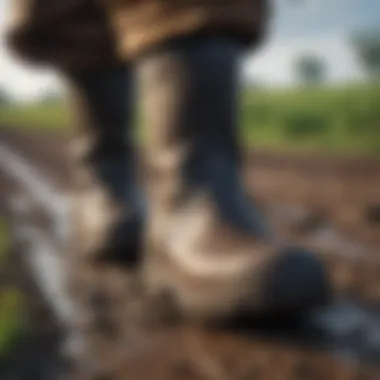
top-left (265, 247), bottom-right (332, 315)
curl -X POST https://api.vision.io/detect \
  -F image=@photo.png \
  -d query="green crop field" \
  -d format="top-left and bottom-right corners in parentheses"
top-left (0, 102), bottom-right (69, 132)
top-left (241, 83), bottom-right (380, 155)
top-left (1, 83), bottom-right (379, 155)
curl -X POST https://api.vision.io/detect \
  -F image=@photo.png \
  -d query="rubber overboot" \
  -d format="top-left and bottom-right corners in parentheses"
top-left (137, 37), bottom-right (331, 323)
top-left (66, 66), bottom-right (145, 265)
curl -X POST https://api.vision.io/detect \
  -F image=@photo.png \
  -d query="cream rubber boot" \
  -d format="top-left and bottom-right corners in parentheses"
top-left (137, 37), bottom-right (331, 323)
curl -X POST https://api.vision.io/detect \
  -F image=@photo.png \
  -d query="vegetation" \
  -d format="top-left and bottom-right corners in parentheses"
top-left (0, 103), bottom-right (69, 132)
top-left (241, 82), bottom-right (380, 155)
top-left (242, 82), bottom-right (380, 154)
top-left (0, 83), bottom-right (379, 155)
top-left (0, 290), bottom-right (24, 357)
top-left (0, 88), bottom-right (11, 107)
top-left (294, 54), bottom-right (327, 86)
top-left (351, 28), bottom-right (380, 80)
top-left (0, 221), bottom-right (24, 357)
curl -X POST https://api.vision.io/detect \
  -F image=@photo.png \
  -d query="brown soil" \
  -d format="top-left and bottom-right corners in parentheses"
top-left (1, 125), bottom-right (379, 380)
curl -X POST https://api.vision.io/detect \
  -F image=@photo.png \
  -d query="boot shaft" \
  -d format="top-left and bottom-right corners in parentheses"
top-left (138, 36), bottom-right (270, 236)
top-left (65, 67), bottom-right (144, 263)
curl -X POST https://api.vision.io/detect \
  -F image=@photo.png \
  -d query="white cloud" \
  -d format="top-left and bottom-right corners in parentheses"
top-left (243, 32), bottom-right (365, 87)
top-left (0, 0), bottom-right (63, 102)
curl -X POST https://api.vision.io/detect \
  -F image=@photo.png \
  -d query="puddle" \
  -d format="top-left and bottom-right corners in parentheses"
top-left (13, 222), bottom-right (84, 358)
top-left (229, 298), bottom-right (380, 366)
top-left (309, 299), bottom-right (380, 364)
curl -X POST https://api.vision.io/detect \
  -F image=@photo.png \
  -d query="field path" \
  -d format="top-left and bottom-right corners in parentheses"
top-left (1, 125), bottom-right (380, 379)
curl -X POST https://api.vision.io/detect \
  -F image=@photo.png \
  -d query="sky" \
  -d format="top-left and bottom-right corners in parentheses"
top-left (0, 0), bottom-right (380, 101)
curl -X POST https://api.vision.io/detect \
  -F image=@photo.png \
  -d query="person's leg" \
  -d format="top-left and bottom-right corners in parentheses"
top-left (5, 4), bottom-right (145, 367)
top-left (6, 0), bottom-right (145, 264)
top-left (137, 36), bottom-right (331, 322)
top-left (66, 66), bottom-right (145, 265)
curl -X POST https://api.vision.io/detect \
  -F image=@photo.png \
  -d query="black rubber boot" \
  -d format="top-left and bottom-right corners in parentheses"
top-left (66, 66), bottom-right (145, 266)
top-left (137, 36), bottom-right (331, 322)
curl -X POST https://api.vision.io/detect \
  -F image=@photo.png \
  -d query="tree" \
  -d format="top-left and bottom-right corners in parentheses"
top-left (351, 29), bottom-right (380, 80)
top-left (40, 90), bottom-right (62, 105)
top-left (294, 55), bottom-right (327, 86)
top-left (0, 87), bottom-right (10, 107)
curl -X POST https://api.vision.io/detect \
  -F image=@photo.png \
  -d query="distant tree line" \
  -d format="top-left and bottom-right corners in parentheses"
top-left (294, 55), bottom-right (326, 86)
top-left (351, 28), bottom-right (380, 81)
top-left (0, 88), bottom-right (11, 107)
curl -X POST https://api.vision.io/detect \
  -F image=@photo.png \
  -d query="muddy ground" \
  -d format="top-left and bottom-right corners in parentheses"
top-left (0, 126), bottom-right (379, 379)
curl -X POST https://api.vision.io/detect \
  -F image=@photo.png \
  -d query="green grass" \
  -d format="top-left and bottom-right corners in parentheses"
top-left (0, 221), bottom-right (24, 357)
top-left (241, 83), bottom-right (380, 155)
top-left (0, 290), bottom-right (24, 357)
top-left (0, 102), bottom-right (69, 132)
top-left (1, 83), bottom-right (379, 155)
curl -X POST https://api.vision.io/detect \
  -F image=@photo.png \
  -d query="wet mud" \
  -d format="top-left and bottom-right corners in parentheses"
top-left (0, 126), bottom-right (379, 379)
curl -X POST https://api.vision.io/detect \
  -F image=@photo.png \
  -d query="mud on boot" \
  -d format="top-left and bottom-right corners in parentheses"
top-left (137, 36), bottom-right (332, 324)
